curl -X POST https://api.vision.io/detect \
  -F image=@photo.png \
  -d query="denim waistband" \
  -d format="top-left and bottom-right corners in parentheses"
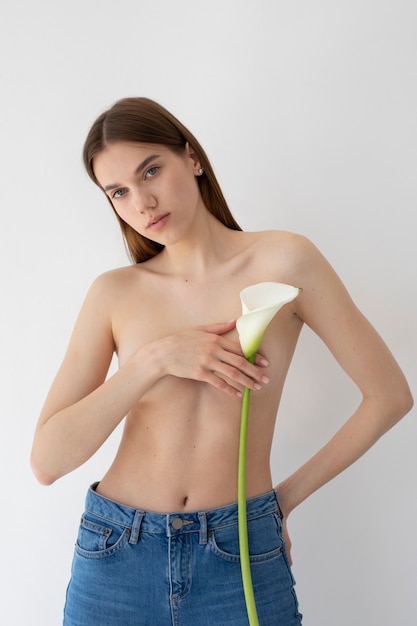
top-left (84, 483), bottom-right (282, 544)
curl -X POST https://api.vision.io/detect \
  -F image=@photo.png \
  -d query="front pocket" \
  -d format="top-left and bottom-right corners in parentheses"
top-left (75, 515), bottom-right (130, 559)
top-left (209, 512), bottom-right (284, 563)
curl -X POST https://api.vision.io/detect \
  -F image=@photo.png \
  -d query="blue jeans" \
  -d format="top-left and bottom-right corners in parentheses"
top-left (63, 484), bottom-right (302, 625)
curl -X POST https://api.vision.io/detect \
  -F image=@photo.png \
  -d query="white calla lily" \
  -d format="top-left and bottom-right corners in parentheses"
top-left (236, 282), bottom-right (300, 625)
top-left (236, 282), bottom-right (301, 359)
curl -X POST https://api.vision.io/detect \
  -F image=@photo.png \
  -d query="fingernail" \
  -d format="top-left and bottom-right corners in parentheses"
top-left (261, 376), bottom-right (270, 384)
top-left (259, 358), bottom-right (269, 366)
top-left (254, 383), bottom-right (262, 390)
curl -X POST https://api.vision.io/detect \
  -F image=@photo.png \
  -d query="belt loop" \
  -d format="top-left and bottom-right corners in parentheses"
top-left (129, 511), bottom-right (144, 545)
top-left (198, 512), bottom-right (208, 544)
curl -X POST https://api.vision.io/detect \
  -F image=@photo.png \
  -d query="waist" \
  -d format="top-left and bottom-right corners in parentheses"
top-left (84, 482), bottom-right (282, 536)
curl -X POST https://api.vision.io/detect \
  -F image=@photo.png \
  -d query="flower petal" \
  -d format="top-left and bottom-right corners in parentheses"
top-left (236, 283), bottom-right (300, 358)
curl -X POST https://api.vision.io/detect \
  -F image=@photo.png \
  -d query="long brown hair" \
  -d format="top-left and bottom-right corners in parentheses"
top-left (83, 97), bottom-right (241, 263)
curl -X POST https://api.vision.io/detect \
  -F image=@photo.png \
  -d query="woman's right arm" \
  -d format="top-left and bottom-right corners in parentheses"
top-left (31, 274), bottom-right (268, 485)
top-left (30, 274), bottom-right (162, 485)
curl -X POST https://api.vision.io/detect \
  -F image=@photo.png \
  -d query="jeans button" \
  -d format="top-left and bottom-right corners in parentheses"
top-left (172, 517), bottom-right (183, 530)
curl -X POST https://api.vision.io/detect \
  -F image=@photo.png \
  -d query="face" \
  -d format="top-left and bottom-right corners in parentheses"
top-left (93, 141), bottom-right (204, 246)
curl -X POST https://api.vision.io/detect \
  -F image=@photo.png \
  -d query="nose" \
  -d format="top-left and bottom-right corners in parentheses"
top-left (132, 190), bottom-right (157, 214)
top-left (129, 189), bottom-right (157, 215)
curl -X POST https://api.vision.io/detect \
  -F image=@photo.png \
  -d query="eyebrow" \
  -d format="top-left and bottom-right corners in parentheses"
top-left (103, 154), bottom-right (161, 192)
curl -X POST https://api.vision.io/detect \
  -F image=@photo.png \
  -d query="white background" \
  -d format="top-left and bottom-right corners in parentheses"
top-left (1, 1), bottom-right (416, 624)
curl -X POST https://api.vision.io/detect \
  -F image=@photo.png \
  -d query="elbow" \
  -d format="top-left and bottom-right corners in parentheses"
top-left (363, 383), bottom-right (414, 434)
top-left (402, 388), bottom-right (414, 416)
top-left (389, 385), bottom-right (414, 425)
top-left (34, 473), bottom-right (57, 487)
top-left (30, 450), bottom-right (59, 486)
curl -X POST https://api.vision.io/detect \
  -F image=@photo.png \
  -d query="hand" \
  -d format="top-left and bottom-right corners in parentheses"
top-left (281, 517), bottom-right (293, 565)
top-left (275, 483), bottom-right (294, 565)
top-left (156, 320), bottom-right (270, 398)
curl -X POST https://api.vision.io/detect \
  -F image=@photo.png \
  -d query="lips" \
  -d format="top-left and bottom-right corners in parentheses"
top-left (146, 213), bottom-right (170, 231)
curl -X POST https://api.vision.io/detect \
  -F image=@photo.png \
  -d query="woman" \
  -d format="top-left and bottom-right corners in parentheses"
top-left (31, 97), bottom-right (413, 625)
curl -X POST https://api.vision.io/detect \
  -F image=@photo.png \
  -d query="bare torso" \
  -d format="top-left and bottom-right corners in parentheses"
top-left (30, 134), bottom-right (412, 546)
top-left (96, 231), bottom-right (303, 511)
top-left (32, 218), bottom-right (412, 531)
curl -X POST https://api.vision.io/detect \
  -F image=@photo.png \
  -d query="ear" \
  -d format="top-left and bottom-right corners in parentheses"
top-left (185, 141), bottom-right (202, 173)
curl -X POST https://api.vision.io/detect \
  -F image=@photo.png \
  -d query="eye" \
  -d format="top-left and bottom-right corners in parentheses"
top-left (145, 166), bottom-right (159, 179)
top-left (111, 188), bottom-right (127, 199)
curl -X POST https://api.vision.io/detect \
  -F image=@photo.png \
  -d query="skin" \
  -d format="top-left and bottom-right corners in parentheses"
top-left (31, 141), bottom-right (413, 562)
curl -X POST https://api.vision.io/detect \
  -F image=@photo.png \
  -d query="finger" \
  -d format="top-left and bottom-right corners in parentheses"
top-left (195, 320), bottom-right (236, 335)
top-left (254, 353), bottom-right (269, 367)
top-left (217, 337), bottom-right (269, 367)
top-left (205, 371), bottom-right (244, 398)
top-left (208, 344), bottom-right (270, 389)
top-left (216, 360), bottom-right (268, 392)
top-left (199, 352), bottom-right (269, 396)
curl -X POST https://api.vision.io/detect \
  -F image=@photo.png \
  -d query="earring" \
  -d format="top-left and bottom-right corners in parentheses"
top-left (198, 167), bottom-right (204, 175)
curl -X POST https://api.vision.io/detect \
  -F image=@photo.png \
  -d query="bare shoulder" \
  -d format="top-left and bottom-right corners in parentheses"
top-left (245, 229), bottom-right (312, 252)
top-left (244, 229), bottom-right (320, 275)
top-left (244, 229), bottom-right (355, 323)
top-left (70, 265), bottom-right (150, 343)
top-left (89, 264), bottom-right (140, 290)
top-left (85, 263), bottom-right (146, 304)
top-left (248, 229), bottom-right (349, 302)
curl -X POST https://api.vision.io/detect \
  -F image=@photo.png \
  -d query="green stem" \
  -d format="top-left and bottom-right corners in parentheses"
top-left (238, 355), bottom-right (260, 626)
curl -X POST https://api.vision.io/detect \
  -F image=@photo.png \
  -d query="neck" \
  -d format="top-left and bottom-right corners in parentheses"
top-left (154, 212), bottom-right (242, 279)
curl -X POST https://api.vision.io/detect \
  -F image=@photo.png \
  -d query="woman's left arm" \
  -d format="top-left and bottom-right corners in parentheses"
top-left (275, 235), bottom-right (413, 520)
